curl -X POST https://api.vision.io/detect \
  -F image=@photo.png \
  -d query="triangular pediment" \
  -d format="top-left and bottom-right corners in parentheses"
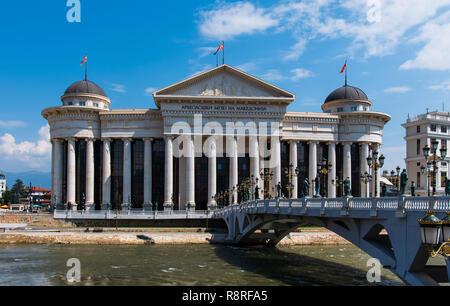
top-left (153, 65), bottom-right (295, 100)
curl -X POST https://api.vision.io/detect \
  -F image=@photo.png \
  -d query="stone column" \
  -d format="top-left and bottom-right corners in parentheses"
top-left (53, 139), bottom-right (63, 209)
top-left (102, 138), bottom-right (111, 210)
top-left (122, 138), bottom-right (132, 209)
top-left (343, 142), bottom-right (352, 190)
top-left (289, 140), bottom-right (298, 198)
top-left (143, 138), bottom-right (153, 210)
top-left (164, 136), bottom-right (174, 210)
top-left (250, 136), bottom-right (260, 200)
top-left (309, 141), bottom-right (317, 196)
top-left (66, 138), bottom-right (76, 210)
top-left (360, 142), bottom-right (370, 197)
top-left (85, 138), bottom-right (95, 210)
top-left (229, 136), bottom-right (238, 204)
top-left (207, 137), bottom-right (217, 210)
top-left (51, 139), bottom-right (55, 208)
top-left (328, 142), bottom-right (337, 198)
top-left (186, 136), bottom-right (196, 210)
top-left (272, 136), bottom-right (282, 189)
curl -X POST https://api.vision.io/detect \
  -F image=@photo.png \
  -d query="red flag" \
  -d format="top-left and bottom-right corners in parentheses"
top-left (214, 43), bottom-right (224, 55)
top-left (80, 56), bottom-right (87, 66)
top-left (340, 60), bottom-right (347, 74)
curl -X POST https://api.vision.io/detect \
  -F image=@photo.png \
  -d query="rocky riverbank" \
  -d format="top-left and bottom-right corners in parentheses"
top-left (0, 230), bottom-right (350, 246)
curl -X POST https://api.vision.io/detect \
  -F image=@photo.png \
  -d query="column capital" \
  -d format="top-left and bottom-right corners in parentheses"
top-left (67, 137), bottom-right (77, 142)
top-left (101, 137), bottom-right (112, 142)
top-left (122, 137), bottom-right (133, 143)
top-left (327, 141), bottom-right (337, 146)
top-left (52, 138), bottom-right (64, 144)
top-left (308, 140), bottom-right (319, 145)
top-left (143, 137), bottom-right (154, 142)
top-left (84, 138), bottom-right (95, 143)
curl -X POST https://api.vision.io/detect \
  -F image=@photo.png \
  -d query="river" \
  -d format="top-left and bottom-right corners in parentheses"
top-left (0, 244), bottom-right (404, 286)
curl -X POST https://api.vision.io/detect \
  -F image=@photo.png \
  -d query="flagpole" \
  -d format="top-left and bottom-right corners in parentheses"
top-left (345, 59), bottom-right (348, 87)
top-left (85, 60), bottom-right (88, 81)
top-left (223, 41), bottom-right (225, 65)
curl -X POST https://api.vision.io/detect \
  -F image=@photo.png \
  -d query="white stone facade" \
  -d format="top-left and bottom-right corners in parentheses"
top-left (402, 111), bottom-right (450, 196)
top-left (42, 65), bottom-right (390, 211)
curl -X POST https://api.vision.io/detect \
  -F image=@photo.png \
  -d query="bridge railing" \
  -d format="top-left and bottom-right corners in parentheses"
top-left (230, 196), bottom-right (450, 214)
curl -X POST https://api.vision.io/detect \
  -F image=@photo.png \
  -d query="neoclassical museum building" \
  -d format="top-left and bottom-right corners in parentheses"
top-left (42, 64), bottom-right (390, 211)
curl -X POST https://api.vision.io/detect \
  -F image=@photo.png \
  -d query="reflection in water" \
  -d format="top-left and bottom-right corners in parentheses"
top-left (0, 244), bottom-right (404, 286)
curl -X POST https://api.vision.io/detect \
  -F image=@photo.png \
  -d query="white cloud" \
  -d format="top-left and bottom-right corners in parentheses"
top-left (144, 87), bottom-right (157, 96)
top-left (198, 1), bottom-right (450, 70)
top-left (0, 125), bottom-right (51, 169)
top-left (197, 46), bottom-right (217, 58)
top-left (291, 68), bottom-right (313, 81)
top-left (110, 83), bottom-right (126, 93)
top-left (400, 11), bottom-right (450, 70)
top-left (198, 2), bottom-right (278, 39)
top-left (0, 121), bottom-right (27, 128)
top-left (260, 69), bottom-right (285, 81)
top-left (429, 79), bottom-right (450, 91)
top-left (384, 86), bottom-right (411, 93)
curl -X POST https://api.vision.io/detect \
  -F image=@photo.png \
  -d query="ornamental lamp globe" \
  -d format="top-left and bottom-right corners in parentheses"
top-left (379, 155), bottom-right (385, 167)
top-left (440, 147), bottom-right (447, 158)
top-left (423, 145), bottom-right (430, 158)
top-left (418, 212), bottom-right (442, 246)
top-left (431, 140), bottom-right (439, 152)
top-left (367, 156), bottom-right (373, 167)
top-left (442, 212), bottom-right (450, 242)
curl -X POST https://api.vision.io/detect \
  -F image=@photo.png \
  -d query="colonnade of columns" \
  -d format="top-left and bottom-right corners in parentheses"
top-left (51, 136), bottom-right (382, 211)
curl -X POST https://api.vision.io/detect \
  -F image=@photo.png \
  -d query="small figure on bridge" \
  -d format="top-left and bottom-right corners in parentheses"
top-left (381, 183), bottom-right (387, 197)
top-left (247, 187), bottom-right (252, 202)
top-left (411, 181), bottom-right (416, 197)
top-left (400, 169), bottom-right (408, 195)
top-left (314, 176), bottom-right (320, 197)
top-left (445, 177), bottom-right (450, 196)
top-left (302, 178), bottom-right (310, 198)
top-left (276, 182), bottom-right (282, 199)
top-left (255, 185), bottom-right (260, 200)
top-left (343, 177), bottom-right (351, 197)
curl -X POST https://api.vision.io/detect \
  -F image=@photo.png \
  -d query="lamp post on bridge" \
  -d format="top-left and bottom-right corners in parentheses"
top-left (421, 164), bottom-right (432, 197)
top-left (367, 150), bottom-right (385, 198)
top-left (283, 164), bottom-right (299, 199)
top-left (423, 140), bottom-right (447, 197)
top-left (317, 158), bottom-right (332, 198)
top-left (418, 211), bottom-right (450, 275)
top-left (360, 171), bottom-right (372, 197)
top-left (260, 169), bottom-right (274, 199)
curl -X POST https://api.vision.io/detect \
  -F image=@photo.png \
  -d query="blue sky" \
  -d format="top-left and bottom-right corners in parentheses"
top-left (0, 0), bottom-right (449, 175)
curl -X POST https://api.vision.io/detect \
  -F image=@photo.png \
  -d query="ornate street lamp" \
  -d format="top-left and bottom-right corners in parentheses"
top-left (332, 177), bottom-right (343, 197)
top-left (317, 158), bottom-right (332, 198)
top-left (260, 169), bottom-right (274, 199)
top-left (367, 150), bottom-right (385, 198)
top-left (360, 171), bottom-right (372, 197)
top-left (418, 211), bottom-right (450, 258)
top-left (421, 164), bottom-right (432, 196)
top-left (423, 141), bottom-right (447, 196)
top-left (283, 164), bottom-right (298, 199)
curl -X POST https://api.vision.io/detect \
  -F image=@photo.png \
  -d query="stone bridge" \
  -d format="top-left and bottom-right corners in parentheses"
top-left (214, 196), bottom-right (450, 286)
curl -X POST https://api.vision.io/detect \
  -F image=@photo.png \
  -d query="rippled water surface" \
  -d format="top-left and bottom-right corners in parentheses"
top-left (0, 244), bottom-right (405, 286)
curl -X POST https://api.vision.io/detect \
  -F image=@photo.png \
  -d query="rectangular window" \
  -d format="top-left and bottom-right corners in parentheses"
top-left (442, 126), bottom-right (447, 133)
top-left (417, 125), bottom-right (421, 133)
top-left (79, 101), bottom-right (85, 106)
top-left (337, 107), bottom-right (344, 113)
top-left (417, 139), bottom-right (421, 155)
top-left (442, 139), bottom-right (447, 150)
top-left (441, 172), bottom-right (447, 188)
top-left (93, 103), bottom-right (99, 108)
top-left (351, 106), bottom-right (357, 111)
top-left (67, 102), bottom-right (73, 106)
top-left (417, 172), bottom-right (421, 188)
top-left (431, 124), bottom-right (437, 132)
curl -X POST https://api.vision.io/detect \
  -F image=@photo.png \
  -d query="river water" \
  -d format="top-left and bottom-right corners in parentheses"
top-left (0, 244), bottom-right (404, 286)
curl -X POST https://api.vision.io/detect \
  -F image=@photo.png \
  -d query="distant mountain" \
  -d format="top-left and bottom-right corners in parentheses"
top-left (3, 171), bottom-right (51, 189)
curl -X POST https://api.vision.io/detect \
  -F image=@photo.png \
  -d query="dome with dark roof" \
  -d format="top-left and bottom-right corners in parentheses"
top-left (324, 85), bottom-right (368, 103)
top-left (64, 80), bottom-right (107, 97)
